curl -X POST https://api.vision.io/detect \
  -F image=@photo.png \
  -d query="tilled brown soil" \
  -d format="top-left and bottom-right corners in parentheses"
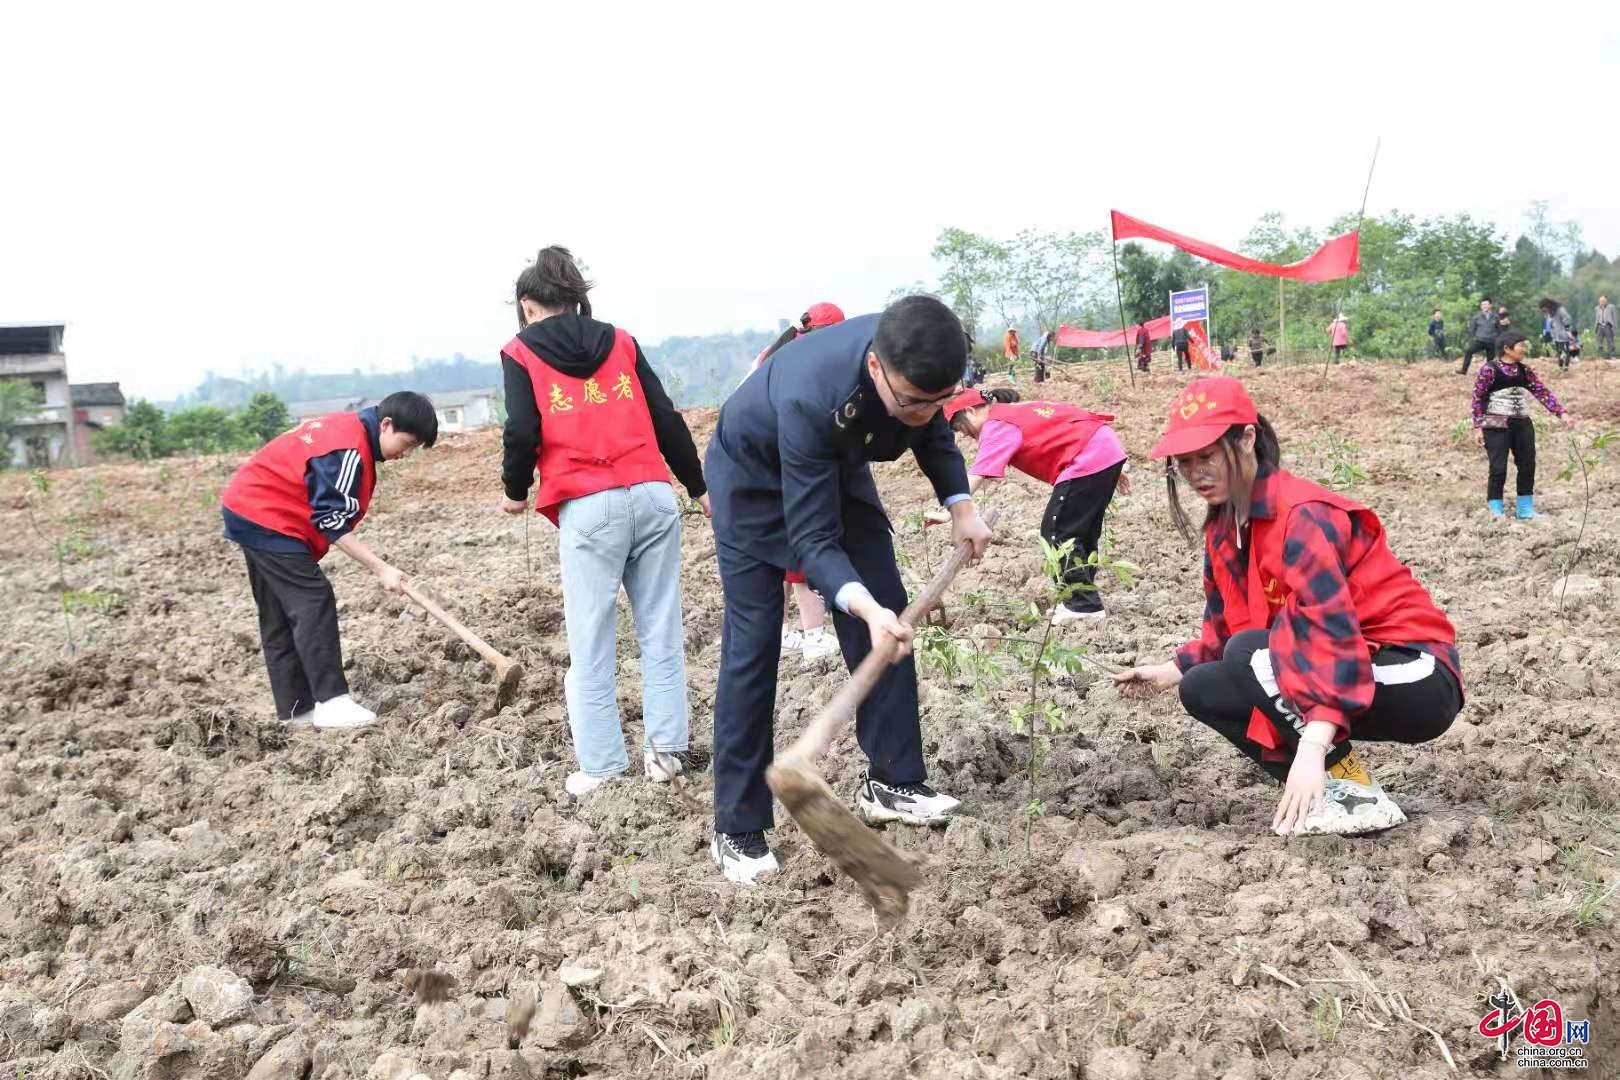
top-left (2, 359), bottom-right (1618, 1079)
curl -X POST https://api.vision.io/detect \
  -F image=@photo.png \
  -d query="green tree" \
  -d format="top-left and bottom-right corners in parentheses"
top-left (931, 227), bottom-right (1006, 332)
top-left (989, 229), bottom-right (1109, 336)
top-left (93, 398), bottom-right (170, 460)
top-left (236, 392), bottom-right (292, 445)
top-left (0, 380), bottom-right (44, 466)
top-left (167, 406), bottom-right (248, 454)
top-left (1117, 242), bottom-right (1198, 324)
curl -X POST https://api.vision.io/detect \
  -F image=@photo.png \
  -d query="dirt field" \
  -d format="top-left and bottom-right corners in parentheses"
top-left (3, 357), bottom-right (1618, 1080)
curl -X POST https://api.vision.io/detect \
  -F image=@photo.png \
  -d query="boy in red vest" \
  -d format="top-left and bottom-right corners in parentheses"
top-left (499, 247), bottom-right (709, 799)
top-left (221, 392), bottom-right (438, 729)
top-left (934, 387), bottom-right (1129, 623)
top-left (1113, 378), bottom-right (1463, 836)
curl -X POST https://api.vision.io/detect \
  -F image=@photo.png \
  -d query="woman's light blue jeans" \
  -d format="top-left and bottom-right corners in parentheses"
top-left (557, 482), bottom-right (690, 777)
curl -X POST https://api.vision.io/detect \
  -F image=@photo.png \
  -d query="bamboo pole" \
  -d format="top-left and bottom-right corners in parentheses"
top-left (1279, 278), bottom-right (1286, 363)
top-left (1109, 235), bottom-right (1138, 387)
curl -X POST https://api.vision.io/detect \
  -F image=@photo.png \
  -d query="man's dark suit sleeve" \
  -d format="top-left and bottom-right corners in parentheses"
top-left (912, 412), bottom-right (971, 504)
top-left (777, 398), bottom-right (864, 600)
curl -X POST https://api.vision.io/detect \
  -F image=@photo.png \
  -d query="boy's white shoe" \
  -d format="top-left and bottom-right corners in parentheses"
top-left (780, 627), bottom-right (805, 652)
top-left (311, 694), bottom-right (377, 730)
top-left (800, 626), bottom-right (841, 662)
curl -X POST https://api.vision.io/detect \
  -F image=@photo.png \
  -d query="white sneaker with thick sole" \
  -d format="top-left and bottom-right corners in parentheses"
top-left (565, 771), bottom-right (618, 798)
top-left (780, 627), bottom-right (805, 652)
top-left (856, 775), bottom-right (960, 826)
top-left (711, 830), bottom-right (779, 884)
top-left (1295, 779), bottom-right (1407, 836)
top-left (1051, 604), bottom-right (1106, 626)
top-left (311, 694), bottom-right (377, 730)
top-left (800, 627), bottom-right (840, 662)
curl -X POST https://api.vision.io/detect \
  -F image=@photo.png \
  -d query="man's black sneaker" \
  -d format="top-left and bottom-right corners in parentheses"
top-left (856, 774), bottom-right (960, 826)
top-left (710, 829), bottom-right (780, 884)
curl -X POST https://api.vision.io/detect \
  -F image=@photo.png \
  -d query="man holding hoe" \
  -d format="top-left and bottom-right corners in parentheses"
top-left (704, 296), bottom-right (993, 884)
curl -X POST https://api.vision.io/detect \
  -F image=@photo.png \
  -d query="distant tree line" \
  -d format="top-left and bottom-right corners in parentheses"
top-left (96, 392), bottom-right (292, 459)
top-left (922, 201), bottom-right (1617, 363)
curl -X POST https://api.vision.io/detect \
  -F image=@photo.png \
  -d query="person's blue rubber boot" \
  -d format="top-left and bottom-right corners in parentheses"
top-left (1516, 495), bottom-right (1537, 520)
top-left (1487, 499), bottom-right (1505, 518)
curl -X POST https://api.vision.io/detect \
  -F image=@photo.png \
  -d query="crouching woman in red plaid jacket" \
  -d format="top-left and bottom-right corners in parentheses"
top-left (1113, 378), bottom-right (1463, 836)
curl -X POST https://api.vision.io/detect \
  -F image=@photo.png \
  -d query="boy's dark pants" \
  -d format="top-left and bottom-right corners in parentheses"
top-left (242, 547), bottom-right (349, 718)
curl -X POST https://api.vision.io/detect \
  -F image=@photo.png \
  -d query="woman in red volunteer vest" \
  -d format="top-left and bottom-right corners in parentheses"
top-left (498, 246), bottom-right (710, 799)
top-left (220, 392), bottom-right (438, 730)
top-left (936, 387), bottom-right (1130, 623)
top-left (745, 302), bottom-right (845, 661)
top-left (1113, 377), bottom-right (1463, 836)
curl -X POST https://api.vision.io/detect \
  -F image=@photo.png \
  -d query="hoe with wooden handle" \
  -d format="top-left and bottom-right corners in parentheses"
top-left (401, 582), bottom-right (524, 711)
top-left (766, 509), bottom-right (997, 927)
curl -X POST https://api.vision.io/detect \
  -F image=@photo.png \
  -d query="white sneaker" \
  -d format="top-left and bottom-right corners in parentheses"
top-left (1051, 604), bottom-right (1106, 626)
top-left (711, 829), bottom-right (779, 884)
top-left (311, 694), bottom-right (377, 730)
top-left (856, 775), bottom-right (960, 826)
top-left (800, 627), bottom-right (840, 662)
top-left (780, 627), bottom-right (805, 652)
top-left (1295, 779), bottom-right (1407, 836)
top-left (643, 749), bottom-right (709, 783)
top-left (565, 771), bottom-right (618, 798)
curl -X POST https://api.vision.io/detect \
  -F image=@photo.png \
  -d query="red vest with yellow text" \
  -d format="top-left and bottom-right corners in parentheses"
top-left (505, 330), bottom-right (670, 525)
top-left (987, 402), bottom-right (1115, 485)
top-left (1207, 470), bottom-right (1456, 748)
top-left (221, 412), bottom-right (375, 560)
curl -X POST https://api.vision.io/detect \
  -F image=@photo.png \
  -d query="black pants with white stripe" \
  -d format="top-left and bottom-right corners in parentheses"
top-left (242, 547), bottom-right (349, 719)
top-left (1177, 629), bottom-right (1461, 782)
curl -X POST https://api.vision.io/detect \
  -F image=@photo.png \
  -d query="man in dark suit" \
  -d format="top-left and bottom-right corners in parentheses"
top-left (704, 296), bottom-right (993, 884)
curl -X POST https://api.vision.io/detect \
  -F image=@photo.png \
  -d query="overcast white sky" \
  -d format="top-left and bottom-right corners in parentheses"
top-left (4, 1), bottom-right (1617, 400)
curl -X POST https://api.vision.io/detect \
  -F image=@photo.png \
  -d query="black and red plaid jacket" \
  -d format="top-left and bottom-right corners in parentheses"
top-left (1175, 469), bottom-right (1461, 734)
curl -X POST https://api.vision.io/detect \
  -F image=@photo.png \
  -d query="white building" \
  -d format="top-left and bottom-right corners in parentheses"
top-left (433, 388), bottom-right (501, 434)
top-left (286, 389), bottom-right (501, 435)
top-left (2, 322), bottom-right (79, 468)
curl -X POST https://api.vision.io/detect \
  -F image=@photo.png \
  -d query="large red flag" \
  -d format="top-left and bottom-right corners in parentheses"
top-left (1111, 211), bottom-right (1360, 283)
top-left (1055, 314), bottom-right (1172, 349)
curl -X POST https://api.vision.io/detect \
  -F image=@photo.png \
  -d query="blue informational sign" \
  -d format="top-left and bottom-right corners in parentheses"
top-left (1169, 286), bottom-right (1209, 328)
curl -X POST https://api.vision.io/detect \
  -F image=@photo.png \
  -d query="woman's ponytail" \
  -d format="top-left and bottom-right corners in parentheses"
top-left (514, 245), bottom-right (594, 327)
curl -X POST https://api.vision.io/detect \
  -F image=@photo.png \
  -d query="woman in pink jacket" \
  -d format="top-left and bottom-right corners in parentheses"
top-left (1327, 314), bottom-right (1350, 364)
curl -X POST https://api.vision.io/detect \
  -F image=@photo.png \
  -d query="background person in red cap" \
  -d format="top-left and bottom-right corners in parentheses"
top-left (748, 302), bottom-right (846, 378)
top-left (744, 302), bottom-right (847, 661)
top-left (1111, 377), bottom-right (1464, 836)
top-left (930, 387), bottom-right (1129, 623)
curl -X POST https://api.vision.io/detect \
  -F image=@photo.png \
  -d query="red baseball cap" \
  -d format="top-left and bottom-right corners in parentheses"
top-left (1148, 377), bottom-right (1259, 458)
top-left (803, 302), bottom-right (845, 329)
top-left (942, 388), bottom-right (990, 422)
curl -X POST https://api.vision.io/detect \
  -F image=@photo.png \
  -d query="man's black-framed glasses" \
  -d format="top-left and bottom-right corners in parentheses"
top-left (875, 359), bottom-right (959, 412)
